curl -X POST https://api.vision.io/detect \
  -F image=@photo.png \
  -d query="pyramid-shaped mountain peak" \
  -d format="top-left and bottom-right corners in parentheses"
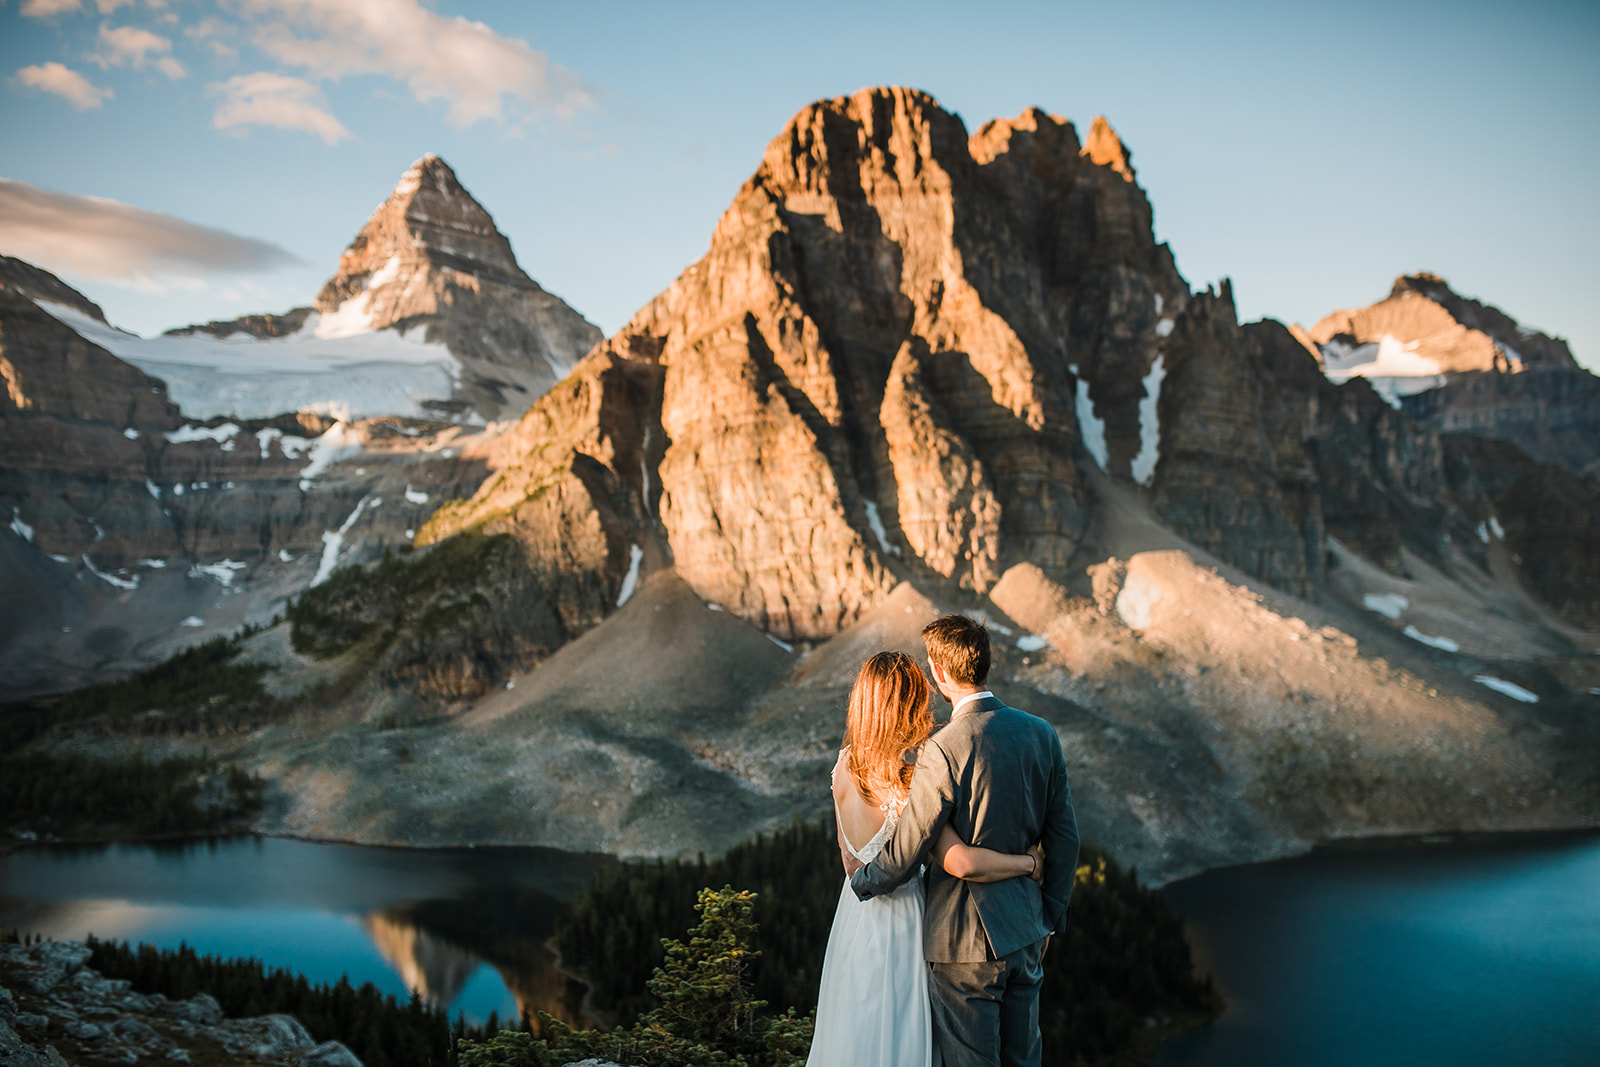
top-left (316, 155), bottom-right (523, 314)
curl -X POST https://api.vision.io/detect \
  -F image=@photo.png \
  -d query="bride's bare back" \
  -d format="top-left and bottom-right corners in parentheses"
top-left (833, 749), bottom-right (897, 856)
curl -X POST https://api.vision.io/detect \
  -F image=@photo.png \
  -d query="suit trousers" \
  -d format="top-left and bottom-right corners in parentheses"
top-left (928, 936), bottom-right (1047, 1067)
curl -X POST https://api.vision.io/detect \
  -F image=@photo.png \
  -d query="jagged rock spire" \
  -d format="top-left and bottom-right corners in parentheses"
top-left (1081, 116), bottom-right (1135, 181)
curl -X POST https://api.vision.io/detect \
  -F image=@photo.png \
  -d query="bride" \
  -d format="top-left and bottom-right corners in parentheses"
top-left (808, 651), bottom-right (1041, 1067)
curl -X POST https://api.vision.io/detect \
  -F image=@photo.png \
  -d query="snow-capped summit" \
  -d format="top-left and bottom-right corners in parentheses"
top-left (315, 154), bottom-right (526, 323)
top-left (33, 155), bottom-right (602, 425)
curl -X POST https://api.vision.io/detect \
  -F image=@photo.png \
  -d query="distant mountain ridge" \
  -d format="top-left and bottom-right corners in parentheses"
top-left (1302, 272), bottom-right (1600, 480)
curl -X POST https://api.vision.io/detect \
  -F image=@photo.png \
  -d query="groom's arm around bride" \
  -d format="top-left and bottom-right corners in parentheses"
top-left (851, 614), bottom-right (1080, 1067)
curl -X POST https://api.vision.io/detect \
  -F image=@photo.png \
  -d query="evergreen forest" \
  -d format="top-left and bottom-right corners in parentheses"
top-left (0, 630), bottom-right (274, 843)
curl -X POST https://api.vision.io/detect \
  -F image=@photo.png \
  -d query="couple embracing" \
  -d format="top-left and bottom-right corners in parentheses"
top-left (808, 614), bottom-right (1080, 1067)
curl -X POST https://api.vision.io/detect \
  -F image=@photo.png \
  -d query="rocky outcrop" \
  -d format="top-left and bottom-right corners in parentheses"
top-left (0, 940), bottom-right (361, 1066)
top-left (1304, 273), bottom-right (1600, 479)
top-left (1441, 433), bottom-right (1600, 628)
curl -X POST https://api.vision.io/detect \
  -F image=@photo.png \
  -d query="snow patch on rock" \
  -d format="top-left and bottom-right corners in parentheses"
top-left (1362, 593), bottom-right (1409, 619)
top-left (404, 485), bottom-right (429, 505)
top-left (298, 423), bottom-right (364, 490)
top-left (1473, 675), bottom-right (1538, 703)
top-left (863, 499), bottom-right (900, 556)
top-left (312, 496), bottom-right (372, 587)
top-left (167, 422), bottom-right (241, 446)
top-left (1403, 625), bottom-right (1459, 652)
top-left (10, 508), bottom-right (34, 543)
top-left (190, 559), bottom-right (247, 586)
top-left (1069, 365), bottom-right (1108, 472)
top-left (83, 555), bottom-right (138, 590)
top-left (616, 543), bottom-right (644, 607)
top-left (1131, 356), bottom-right (1165, 487)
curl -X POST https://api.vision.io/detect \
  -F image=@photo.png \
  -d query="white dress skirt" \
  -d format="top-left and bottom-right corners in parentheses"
top-left (806, 761), bottom-right (933, 1067)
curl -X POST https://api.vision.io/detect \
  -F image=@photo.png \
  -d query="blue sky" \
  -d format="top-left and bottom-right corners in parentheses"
top-left (3, 0), bottom-right (1597, 370)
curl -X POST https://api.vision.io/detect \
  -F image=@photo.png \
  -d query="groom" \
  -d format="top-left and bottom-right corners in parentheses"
top-left (851, 614), bottom-right (1080, 1067)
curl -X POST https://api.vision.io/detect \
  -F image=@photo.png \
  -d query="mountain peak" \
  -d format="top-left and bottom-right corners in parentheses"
top-left (316, 155), bottom-right (523, 317)
top-left (1081, 116), bottom-right (1135, 181)
top-left (390, 153), bottom-right (456, 201)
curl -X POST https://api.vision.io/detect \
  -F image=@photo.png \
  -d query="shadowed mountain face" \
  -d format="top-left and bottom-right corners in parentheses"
top-left (7, 88), bottom-right (1597, 881)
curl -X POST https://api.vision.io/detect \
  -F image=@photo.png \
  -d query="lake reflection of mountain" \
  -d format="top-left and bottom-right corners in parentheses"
top-left (360, 888), bottom-right (588, 1026)
top-left (0, 837), bottom-right (610, 1026)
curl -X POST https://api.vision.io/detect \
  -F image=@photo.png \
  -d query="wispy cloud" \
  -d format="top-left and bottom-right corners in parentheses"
top-left (93, 24), bottom-right (185, 78)
top-left (0, 178), bottom-right (300, 290)
top-left (235, 0), bottom-right (595, 128)
top-left (209, 71), bottom-right (350, 144)
top-left (20, 0), bottom-right (83, 17)
top-left (14, 62), bottom-right (114, 109)
top-left (21, 0), bottom-right (147, 17)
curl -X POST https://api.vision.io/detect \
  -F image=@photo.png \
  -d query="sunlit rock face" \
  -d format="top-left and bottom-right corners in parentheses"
top-left (1304, 273), bottom-right (1600, 479)
top-left (429, 88), bottom-right (1241, 639)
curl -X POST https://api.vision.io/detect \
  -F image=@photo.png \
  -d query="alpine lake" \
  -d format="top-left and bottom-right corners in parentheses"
top-left (3, 830), bottom-right (1597, 1064)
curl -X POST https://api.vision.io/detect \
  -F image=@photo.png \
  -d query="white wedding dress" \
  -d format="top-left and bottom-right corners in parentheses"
top-left (806, 750), bottom-right (933, 1067)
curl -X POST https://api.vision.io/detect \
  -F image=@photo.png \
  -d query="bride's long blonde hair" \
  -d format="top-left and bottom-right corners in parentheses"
top-left (843, 651), bottom-right (934, 805)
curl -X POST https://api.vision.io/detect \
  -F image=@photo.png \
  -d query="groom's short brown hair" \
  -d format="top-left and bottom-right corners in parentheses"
top-left (922, 614), bottom-right (990, 686)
